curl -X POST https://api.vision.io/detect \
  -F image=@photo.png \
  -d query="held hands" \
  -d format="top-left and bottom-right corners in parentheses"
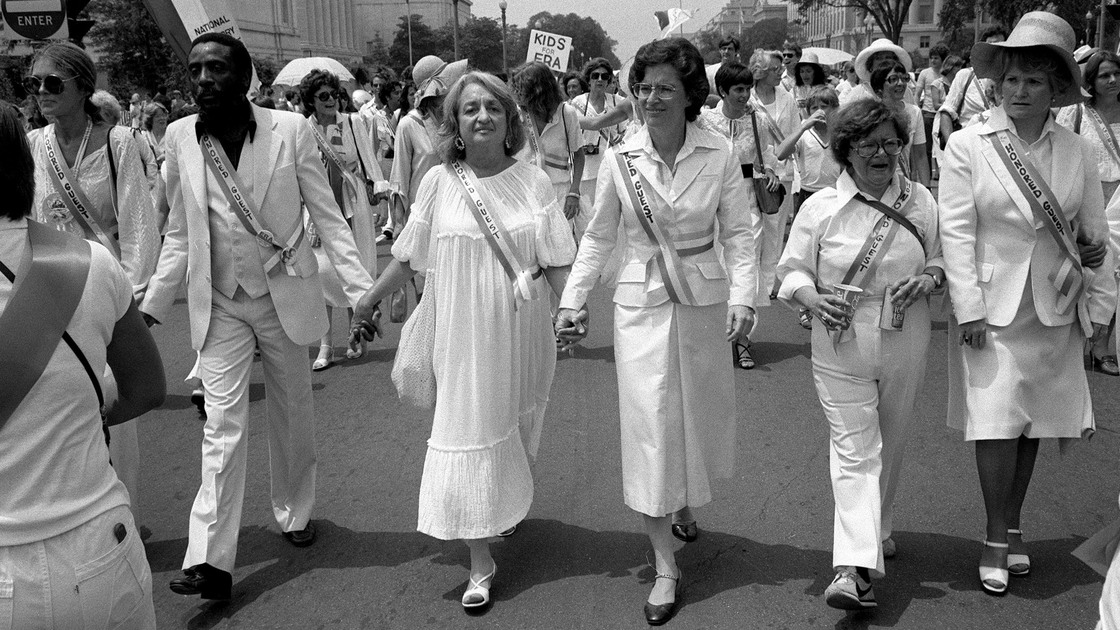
top-left (726, 305), bottom-right (755, 342)
top-left (888, 274), bottom-right (936, 310)
top-left (1077, 235), bottom-right (1106, 269)
top-left (958, 317), bottom-right (987, 349)
top-left (554, 306), bottom-right (589, 351)
top-left (349, 292), bottom-right (383, 343)
top-left (562, 195), bottom-right (581, 221)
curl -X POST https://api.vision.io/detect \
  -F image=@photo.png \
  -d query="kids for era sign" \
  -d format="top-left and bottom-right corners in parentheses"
top-left (525, 29), bottom-right (572, 71)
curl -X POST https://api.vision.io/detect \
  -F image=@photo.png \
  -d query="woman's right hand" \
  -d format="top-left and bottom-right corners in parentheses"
top-left (350, 293), bottom-right (383, 343)
top-left (764, 170), bottom-right (781, 192)
top-left (555, 306), bottom-right (589, 350)
top-left (800, 291), bottom-right (854, 331)
top-left (958, 317), bottom-right (987, 349)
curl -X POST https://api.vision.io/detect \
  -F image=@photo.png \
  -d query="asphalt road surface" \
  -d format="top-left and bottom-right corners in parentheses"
top-left (137, 252), bottom-right (1120, 629)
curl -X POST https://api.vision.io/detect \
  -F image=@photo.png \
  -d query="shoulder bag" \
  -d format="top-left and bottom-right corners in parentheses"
top-left (750, 110), bottom-right (786, 215)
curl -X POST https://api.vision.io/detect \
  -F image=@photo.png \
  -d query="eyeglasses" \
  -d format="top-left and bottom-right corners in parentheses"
top-left (782, 52), bottom-right (797, 59)
top-left (633, 83), bottom-right (679, 99)
top-left (23, 74), bottom-right (75, 95)
top-left (885, 74), bottom-right (911, 86)
top-left (589, 72), bottom-right (611, 80)
top-left (315, 90), bottom-right (339, 102)
top-left (854, 138), bottom-right (905, 158)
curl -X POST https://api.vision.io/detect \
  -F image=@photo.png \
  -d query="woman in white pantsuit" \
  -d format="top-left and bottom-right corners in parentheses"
top-left (556, 38), bottom-right (759, 626)
top-left (938, 13), bottom-right (1115, 596)
top-left (778, 99), bottom-right (943, 611)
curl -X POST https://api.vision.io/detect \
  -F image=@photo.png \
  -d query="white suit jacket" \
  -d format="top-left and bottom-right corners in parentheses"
top-left (559, 123), bottom-right (759, 311)
top-left (141, 104), bottom-right (374, 349)
top-left (938, 106), bottom-right (1114, 329)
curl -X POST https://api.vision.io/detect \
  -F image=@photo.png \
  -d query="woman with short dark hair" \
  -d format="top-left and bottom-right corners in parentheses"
top-left (939, 12), bottom-right (1113, 596)
top-left (556, 38), bottom-right (758, 625)
top-left (561, 71), bottom-right (587, 100)
top-left (870, 61), bottom-right (930, 185)
top-left (779, 98), bottom-right (943, 610)
top-left (0, 100), bottom-right (166, 629)
top-left (572, 57), bottom-right (626, 205)
top-left (352, 71), bottom-right (575, 611)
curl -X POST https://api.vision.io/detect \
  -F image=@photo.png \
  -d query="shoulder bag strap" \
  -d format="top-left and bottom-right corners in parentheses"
top-left (347, 115), bottom-right (372, 181)
top-left (749, 110), bottom-right (766, 172)
top-left (957, 72), bottom-right (973, 117)
top-left (106, 126), bottom-right (119, 216)
top-left (0, 221), bottom-right (101, 429)
top-left (446, 161), bottom-right (541, 308)
top-left (840, 179), bottom-right (921, 290)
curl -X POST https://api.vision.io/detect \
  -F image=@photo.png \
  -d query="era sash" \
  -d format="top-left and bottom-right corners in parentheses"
top-left (0, 221), bottom-right (92, 428)
top-left (44, 129), bottom-right (121, 258)
top-left (989, 130), bottom-right (1083, 314)
top-left (1084, 106), bottom-right (1120, 170)
top-left (615, 151), bottom-right (715, 306)
top-left (448, 161), bottom-right (542, 308)
top-left (199, 133), bottom-right (304, 277)
top-left (308, 118), bottom-right (365, 219)
top-left (839, 177), bottom-right (918, 293)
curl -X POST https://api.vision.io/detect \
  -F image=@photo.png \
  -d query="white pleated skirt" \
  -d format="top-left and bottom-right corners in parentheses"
top-left (614, 301), bottom-right (736, 517)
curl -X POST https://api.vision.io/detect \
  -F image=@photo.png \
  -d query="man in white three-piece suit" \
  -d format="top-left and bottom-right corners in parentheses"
top-left (140, 33), bottom-right (374, 599)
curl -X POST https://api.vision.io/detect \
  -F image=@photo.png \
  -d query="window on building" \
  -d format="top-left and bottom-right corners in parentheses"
top-left (920, 35), bottom-right (930, 48)
top-left (278, 0), bottom-right (292, 25)
top-left (917, 0), bottom-right (934, 24)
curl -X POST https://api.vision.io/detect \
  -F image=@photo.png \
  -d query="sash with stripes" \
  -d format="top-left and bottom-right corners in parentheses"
top-left (615, 151), bottom-right (715, 306)
top-left (199, 133), bottom-right (304, 277)
top-left (989, 130), bottom-right (1083, 314)
top-left (1084, 106), bottom-right (1120, 170)
top-left (839, 177), bottom-right (916, 293)
top-left (522, 108), bottom-right (571, 173)
top-left (308, 119), bottom-right (364, 219)
top-left (44, 130), bottom-right (121, 258)
top-left (448, 161), bottom-right (542, 308)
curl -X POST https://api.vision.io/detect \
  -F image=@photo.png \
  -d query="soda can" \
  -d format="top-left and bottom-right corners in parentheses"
top-left (880, 286), bottom-right (905, 330)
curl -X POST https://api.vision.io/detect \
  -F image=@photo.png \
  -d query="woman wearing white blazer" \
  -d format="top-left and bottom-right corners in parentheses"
top-left (938, 12), bottom-right (1115, 596)
top-left (555, 38), bottom-right (759, 625)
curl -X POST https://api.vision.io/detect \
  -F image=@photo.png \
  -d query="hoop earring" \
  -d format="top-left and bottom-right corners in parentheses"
top-left (455, 136), bottom-right (465, 151)
top-left (504, 135), bottom-right (511, 149)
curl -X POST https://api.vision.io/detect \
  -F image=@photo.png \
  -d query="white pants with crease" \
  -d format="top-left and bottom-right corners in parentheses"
top-left (757, 181), bottom-right (795, 303)
top-left (183, 288), bottom-right (316, 573)
top-left (811, 298), bottom-right (930, 579)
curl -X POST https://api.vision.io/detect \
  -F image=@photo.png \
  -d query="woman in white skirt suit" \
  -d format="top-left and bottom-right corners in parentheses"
top-left (556, 38), bottom-right (759, 625)
top-left (938, 12), bottom-right (1115, 596)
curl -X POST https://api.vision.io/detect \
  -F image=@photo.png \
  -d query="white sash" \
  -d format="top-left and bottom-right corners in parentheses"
top-left (1084, 106), bottom-right (1120, 170)
top-left (308, 119), bottom-right (365, 219)
top-left (989, 130), bottom-right (1083, 314)
top-left (839, 178), bottom-right (915, 293)
top-left (448, 161), bottom-right (541, 308)
top-left (199, 133), bottom-right (303, 276)
top-left (44, 129), bottom-right (120, 258)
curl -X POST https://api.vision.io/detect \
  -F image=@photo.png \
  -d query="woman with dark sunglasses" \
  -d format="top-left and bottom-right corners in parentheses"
top-left (298, 69), bottom-right (386, 371)
top-left (870, 62), bottom-right (930, 186)
top-left (571, 58), bottom-right (626, 206)
top-left (25, 43), bottom-right (161, 541)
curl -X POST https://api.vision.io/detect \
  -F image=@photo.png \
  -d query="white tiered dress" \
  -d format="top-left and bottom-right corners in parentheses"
top-left (391, 160), bottom-right (577, 540)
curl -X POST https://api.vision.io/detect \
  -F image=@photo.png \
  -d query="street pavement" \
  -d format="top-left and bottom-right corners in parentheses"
top-left (138, 249), bottom-right (1120, 629)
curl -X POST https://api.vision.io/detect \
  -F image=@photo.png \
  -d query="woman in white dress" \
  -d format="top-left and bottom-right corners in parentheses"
top-left (869, 62), bottom-right (930, 186)
top-left (299, 69), bottom-right (384, 370)
top-left (351, 72), bottom-right (576, 611)
top-left (939, 12), bottom-right (1114, 596)
top-left (1056, 50), bottom-right (1120, 376)
top-left (556, 38), bottom-right (759, 625)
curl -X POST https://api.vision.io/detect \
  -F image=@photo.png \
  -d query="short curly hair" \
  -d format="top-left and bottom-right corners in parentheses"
top-left (298, 69), bottom-right (341, 118)
top-left (830, 99), bottom-right (909, 170)
top-left (630, 37), bottom-right (709, 122)
top-left (438, 71), bottom-right (525, 163)
top-left (581, 58), bottom-right (614, 84)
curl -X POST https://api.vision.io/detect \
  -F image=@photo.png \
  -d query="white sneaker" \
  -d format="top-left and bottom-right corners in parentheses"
top-left (825, 568), bottom-right (876, 610)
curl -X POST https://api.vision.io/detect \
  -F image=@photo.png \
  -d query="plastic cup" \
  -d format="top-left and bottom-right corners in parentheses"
top-left (832, 283), bottom-right (863, 322)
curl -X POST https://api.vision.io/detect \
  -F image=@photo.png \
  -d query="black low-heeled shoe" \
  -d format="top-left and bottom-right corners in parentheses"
top-left (283, 522), bottom-right (317, 547)
top-left (732, 341), bottom-right (755, 370)
top-left (170, 564), bottom-right (232, 600)
top-left (1093, 354), bottom-right (1120, 376)
top-left (671, 521), bottom-right (698, 543)
top-left (644, 573), bottom-right (682, 626)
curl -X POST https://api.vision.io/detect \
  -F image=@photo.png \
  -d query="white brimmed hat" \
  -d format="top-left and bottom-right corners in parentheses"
top-left (855, 38), bottom-right (912, 84)
top-left (795, 51), bottom-right (823, 76)
top-left (970, 11), bottom-right (1087, 107)
top-left (412, 55), bottom-right (469, 105)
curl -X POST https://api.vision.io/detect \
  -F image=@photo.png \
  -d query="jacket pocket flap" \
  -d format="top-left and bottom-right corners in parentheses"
top-left (697, 261), bottom-right (728, 280)
top-left (618, 263), bottom-right (646, 284)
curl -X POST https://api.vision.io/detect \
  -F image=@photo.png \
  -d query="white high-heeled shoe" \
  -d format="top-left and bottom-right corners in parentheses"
top-left (312, 345), bottom-right (334, 371)
top-left (461, 564), bottom-right (496, 609)
top-left (979, 540), bottom-right (1009, 595)
top-left (1007, 529), bottom-right (1031, 576)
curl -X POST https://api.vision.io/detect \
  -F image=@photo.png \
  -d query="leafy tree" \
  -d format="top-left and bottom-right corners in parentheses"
top-left (254, 56), bottom-right (278, 88)
top-left (524, 11), bottom-right (620, 71)
top-left (87, 0), bottom-right (189, 99)
top-left (939, 0), bottom-right (1095, 45)
top-left (790, 0), bottom-right (912, 43)
top-left (388, 14), bottom-right (452, 72)
top-left (743, 17), bottom-right (788, 52)
top-left (454, 16), bottom-right (506, 73)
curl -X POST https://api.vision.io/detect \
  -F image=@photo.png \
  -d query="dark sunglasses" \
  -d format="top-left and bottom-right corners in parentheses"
top-left (315, 90), bottom-right (339, 102)
top-left (23, 74), bottom-right (75, 95)
top-left (782, 52), bottom-right (797, 58)
top-left (589, 72), bottom-right (611, 80)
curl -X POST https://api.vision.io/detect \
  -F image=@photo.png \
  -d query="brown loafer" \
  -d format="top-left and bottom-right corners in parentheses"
top-left (170, 563), bottom-right (232, 600)
top-left (1094, 355), bottom-right (1120, 376)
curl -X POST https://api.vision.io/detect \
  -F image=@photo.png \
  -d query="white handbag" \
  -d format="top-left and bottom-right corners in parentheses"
top-left (391, 283), bottom-right (436, 410)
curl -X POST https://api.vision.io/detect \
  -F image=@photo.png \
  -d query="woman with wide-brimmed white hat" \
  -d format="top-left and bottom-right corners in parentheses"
top-left (939, 11), bottom-right (1114, 596)
top-left (841, 38), bottom-right (914, 107)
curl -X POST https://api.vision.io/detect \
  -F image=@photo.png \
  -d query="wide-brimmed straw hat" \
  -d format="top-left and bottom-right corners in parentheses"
top-left (970, 11), bottom-right (1087, 107)
top-left (795, 51), bottom-right (823, 76)
top-left (412, 55), bottom-right (468, 105)
top-left (855, 39), bottom-right (912, 84)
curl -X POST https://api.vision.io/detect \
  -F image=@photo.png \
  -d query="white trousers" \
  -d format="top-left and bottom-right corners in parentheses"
top-left (811, 299), bottom-right (930, 578)
top-left (183, 289), bottom-right (316, 573)
top-left (757, 181), bottom-right (795, 303)
top-left (0, 505), bottom-right (155, 629)
top-left (1099, 531), bottom-right (1120, 630)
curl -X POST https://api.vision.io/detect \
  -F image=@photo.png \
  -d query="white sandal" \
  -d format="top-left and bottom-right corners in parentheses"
top-left (312, 345), bottom-right (333, 371)
top-left (1007, 529), bottom-right (1031, 576)
top-left (979, 540), bottom-right (1009, 595)
top-left (461, 564), bottom-right (496, 609)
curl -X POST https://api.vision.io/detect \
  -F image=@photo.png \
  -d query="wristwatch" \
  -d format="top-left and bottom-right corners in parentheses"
top-left (922, 272), bottom-right (942, 288)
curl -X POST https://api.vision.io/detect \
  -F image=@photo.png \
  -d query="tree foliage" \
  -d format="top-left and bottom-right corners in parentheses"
top-left (695, 19), bottom-right (789, 63)
top-left (790, 0), bottom-right (913, 43)
top-left (524, 11), bottom-right (620, 70)
top-left (938, 0), bottom-right (1095, 47)
top-left (87, 0), bottom-right (189, 98)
